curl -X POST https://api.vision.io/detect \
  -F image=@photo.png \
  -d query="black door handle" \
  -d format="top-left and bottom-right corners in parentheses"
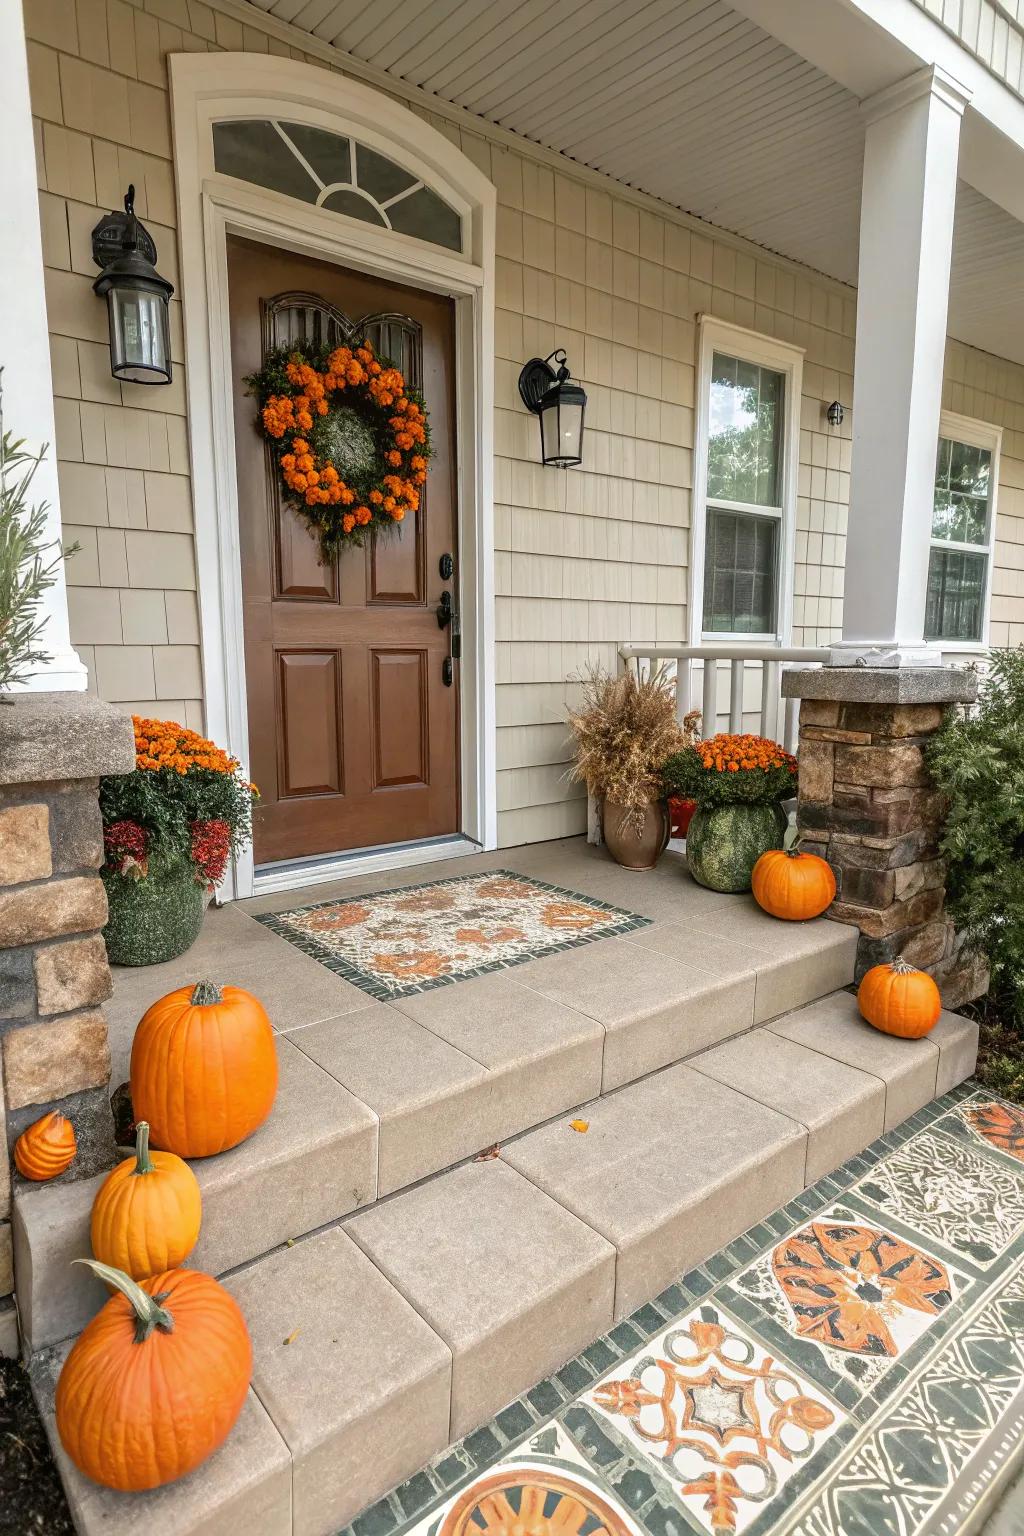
top-left (437, 590), bottom-right (453, 629)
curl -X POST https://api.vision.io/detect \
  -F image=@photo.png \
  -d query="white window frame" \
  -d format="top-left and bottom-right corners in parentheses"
top-left (927, 409), bottom-right (1001, 653)
top-left (690, 316), bottom-right (804, 646)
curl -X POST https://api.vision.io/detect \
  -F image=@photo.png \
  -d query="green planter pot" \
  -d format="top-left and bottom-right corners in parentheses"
top-left (686, 801), bottom-right (788, 894)
top-left (102, 861), bottom-right (206, 967)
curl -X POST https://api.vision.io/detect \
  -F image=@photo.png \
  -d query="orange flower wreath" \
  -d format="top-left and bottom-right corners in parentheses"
top-left (247, 338), bottom-right (431, 561)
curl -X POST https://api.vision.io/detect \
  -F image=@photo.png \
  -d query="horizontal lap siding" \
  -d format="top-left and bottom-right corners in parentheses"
top-left (22, 0), bottom-right (1024, 850)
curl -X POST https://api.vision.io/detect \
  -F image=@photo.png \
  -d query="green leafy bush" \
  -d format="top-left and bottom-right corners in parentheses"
top-left (927, 649), bottom-right (1024, 1027)
top-left (0, 378), bottom-right (77, 692)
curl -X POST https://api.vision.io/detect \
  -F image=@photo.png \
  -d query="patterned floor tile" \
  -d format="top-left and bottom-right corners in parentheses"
top-left (779, 1257), bottom-right (1024, 1536)
top-left (400, 1421), bottom-right (644, 1536)
top-left (850, 1126), bottom-right (1024, 1268)
top-left (581, 1301), bottom-right (846, 1534)
top-left (338, 1088), bottom-right (1024, 1536)
top-left (256, 870), bottom-right (650, 998)
top-left (724, 1206), bottom-right (972, 1410)
top-left (958, 1098), bottom-right (1024, 1167)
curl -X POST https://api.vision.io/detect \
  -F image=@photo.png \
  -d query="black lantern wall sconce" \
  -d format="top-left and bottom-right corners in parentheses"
top-left (826, 400), bottom-right (845, 428)
top-left (518, 349), bottom-right (587, 468)
top-left (92, 186), bottom-right (174, 385)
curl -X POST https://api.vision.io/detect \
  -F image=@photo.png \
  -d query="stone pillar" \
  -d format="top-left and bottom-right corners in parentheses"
top-left (836, 66), bottom-right (970, 667)
top-left (0, 694), bottom-right (133, 1353)
top-left (783, 667), bottom-right (986, 1007)
top-left (0, 0), bottom-right (88, 691)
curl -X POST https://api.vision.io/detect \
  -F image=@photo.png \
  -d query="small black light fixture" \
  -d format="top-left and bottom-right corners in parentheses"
top-left (518, 349), bottom-right (587, 468)
top-left (92, 186), bottom-right (174, 385)
top-left (826, 400), bottom-right (845, 428)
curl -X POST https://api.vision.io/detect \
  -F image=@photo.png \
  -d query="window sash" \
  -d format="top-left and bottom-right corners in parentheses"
top-left (925, 428), bottom-right (997, 644)
top-left (703, 504), bottom-right (780, 636)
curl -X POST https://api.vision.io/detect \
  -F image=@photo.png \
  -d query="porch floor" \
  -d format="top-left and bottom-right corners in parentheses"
top-left (20, 836), bottom-right (986, 1536)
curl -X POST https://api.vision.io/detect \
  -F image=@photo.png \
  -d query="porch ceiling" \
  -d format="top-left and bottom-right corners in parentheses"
top-left (245, 0), bottom-right (1024, 366)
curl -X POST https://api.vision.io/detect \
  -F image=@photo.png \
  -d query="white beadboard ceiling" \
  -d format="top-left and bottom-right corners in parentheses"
top-left (243, 0), bottom-right (1024, 365)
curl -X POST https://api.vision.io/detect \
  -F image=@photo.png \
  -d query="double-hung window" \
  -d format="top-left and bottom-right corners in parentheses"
top-left (694, 319), bottom-right (802, 643)
top-left (925, 413), bottom-right (999, 647)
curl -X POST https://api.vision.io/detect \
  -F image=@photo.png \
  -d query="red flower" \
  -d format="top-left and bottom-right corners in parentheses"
top-left (190, 818), bottom-right (232, 886)
top-left (103, 819), bottom-right (149, 880)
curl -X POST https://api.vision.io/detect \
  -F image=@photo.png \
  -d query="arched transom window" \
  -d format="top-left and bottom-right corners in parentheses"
top-left (212, 119), bottom-right (464, 253)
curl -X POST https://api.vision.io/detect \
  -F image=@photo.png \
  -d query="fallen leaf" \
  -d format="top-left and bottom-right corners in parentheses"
top-left (285, 1238), bottom-right (296, 1247)
top-left (474, 1143), bottom-right (501, 1161)
top-left (569, 1118), bottom-right (590, 1133)
top-left (283, 1328), bottom-right (300, 1346)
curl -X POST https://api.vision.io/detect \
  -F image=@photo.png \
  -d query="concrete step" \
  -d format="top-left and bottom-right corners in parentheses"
top-left (30, 990), bottom-right (978, 1536)
top-left (14, 883), bottom-right (858, 1351)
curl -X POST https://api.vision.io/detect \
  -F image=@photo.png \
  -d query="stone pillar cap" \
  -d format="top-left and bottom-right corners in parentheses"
top-left (0, 692), bottom-right (135, 786)
top-left (782, 666), bottom-right (978, 705)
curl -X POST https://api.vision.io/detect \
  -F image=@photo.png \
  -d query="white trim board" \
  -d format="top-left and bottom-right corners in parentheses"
top-left (169, 53), bottom-right (497, 899)
top-left (689, 314), bottom-right (805, 648)
top-left (252, 835), bottom-right (481, 896)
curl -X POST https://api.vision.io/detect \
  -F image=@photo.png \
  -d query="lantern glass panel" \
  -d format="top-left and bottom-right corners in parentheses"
top-left (108, 286), bottom-right (171, 384)
top-left (540, 396), bottom-right (583, 466)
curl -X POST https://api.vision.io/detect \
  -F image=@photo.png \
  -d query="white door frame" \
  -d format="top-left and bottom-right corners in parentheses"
top-left (169, 54), bottom-right (497, 899)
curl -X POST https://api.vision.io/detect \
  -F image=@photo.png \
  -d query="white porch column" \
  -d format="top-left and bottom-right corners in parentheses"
top-left (0, 1), bottom-right (87, 692)
top-left (834, 65), bottom-right (971, 667)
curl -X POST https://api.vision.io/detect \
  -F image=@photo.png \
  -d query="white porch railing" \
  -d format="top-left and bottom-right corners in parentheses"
top-left (618, 644), bottom-right (830, 753)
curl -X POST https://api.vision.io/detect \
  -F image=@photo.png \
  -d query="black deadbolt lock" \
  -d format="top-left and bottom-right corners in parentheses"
top-left (439, 552), bottom-right (454, 580)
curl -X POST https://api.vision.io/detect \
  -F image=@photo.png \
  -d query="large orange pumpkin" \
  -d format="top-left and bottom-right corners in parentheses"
top-left (858, 959), bottom-right (942, 1039)
top-left (130, 981), bottom-right (278, 1157)
top-left (56, 1259), bottom-right (251, 1492)
top-left (14, 1113), bottom-right (76, 1181)
top-left (91, 1120), bottom-right (202, 1280)
top-left (752, 824), bottom-right (836, 921)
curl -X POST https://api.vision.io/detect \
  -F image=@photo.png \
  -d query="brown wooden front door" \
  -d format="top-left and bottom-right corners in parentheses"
top-left (228, 237), bottom-right (460, 866)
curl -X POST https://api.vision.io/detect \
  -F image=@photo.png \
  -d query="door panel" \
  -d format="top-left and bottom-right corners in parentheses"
top-left (228, 237), bottom-right (459, 864)
top-left (371, 649), bottom-right (429, 789)
top-left (276, 651), bottom-right (343, 798)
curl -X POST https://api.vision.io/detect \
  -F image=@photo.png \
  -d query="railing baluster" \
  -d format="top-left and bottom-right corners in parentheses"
top-left (702, 659), bottom-right (717, 738)
top-left (675, 658), bottom-right (692, 724)
top-left (729, 659), bottom-right (743, 733)
top-left (784, 696), bottom-right (799, 754)
top-left (761, 660), bottom-right (780, 742)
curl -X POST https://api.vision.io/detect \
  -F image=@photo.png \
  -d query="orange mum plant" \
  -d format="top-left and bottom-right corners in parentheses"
top-left (247, 339), bottom-right (432, 561)
top-left (99, 717), bottom-right (258, 891)
top-left (663, 732), bottom-right (798, 808)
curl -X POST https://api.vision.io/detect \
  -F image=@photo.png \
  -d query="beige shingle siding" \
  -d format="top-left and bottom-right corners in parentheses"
top-left (23, 0), bottom-right (1024, 849)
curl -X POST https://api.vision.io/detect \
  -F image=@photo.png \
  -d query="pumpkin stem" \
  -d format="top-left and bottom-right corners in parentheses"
top-left (132, 1120), bottom-right (154, 1176)
top-left (890, 957), bottom-right (919, 976)
top-left (190, 979), bottom-right (222, 1006)
top-left (73, 1259), bottom-right (174, 1342)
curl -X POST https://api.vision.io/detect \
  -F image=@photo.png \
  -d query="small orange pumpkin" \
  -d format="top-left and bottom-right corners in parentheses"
top-left (752, 823), bottom-right (836, 921)
top-left (14, 1112), bottom-right (76, 1181)
top-left (91, 1120), bottom-right (202, 1281)
top-left (858, 958), bottom-right (942, 1039)
top-left (56, 1258), bottom-right (251, 1492)
top-left (130, 980), bottom-right (277, 1158)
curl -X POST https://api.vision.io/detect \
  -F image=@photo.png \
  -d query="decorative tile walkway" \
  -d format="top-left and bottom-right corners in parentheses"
top-left (342, 1084), bottom-right (1024, 1536)
top-left (256, 869), bottom-right (650, 998)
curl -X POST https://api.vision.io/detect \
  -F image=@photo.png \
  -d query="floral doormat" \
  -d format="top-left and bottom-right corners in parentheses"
top-left (255, 870), bottom-right (651, 999)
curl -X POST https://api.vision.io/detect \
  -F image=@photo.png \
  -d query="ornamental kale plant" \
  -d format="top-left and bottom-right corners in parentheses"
top-left (927, 649), bottom-right (1024, 1027)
